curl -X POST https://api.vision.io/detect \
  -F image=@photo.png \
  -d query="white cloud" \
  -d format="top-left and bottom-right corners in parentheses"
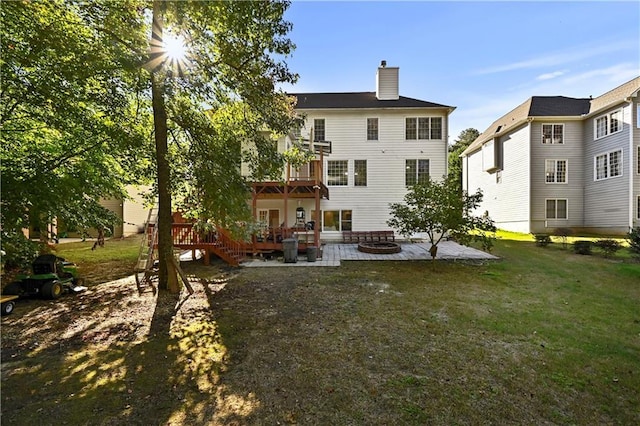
top-left (536, 70), bottom-right (566, 81)
top-left (474, 39), bottom-right (636, 75)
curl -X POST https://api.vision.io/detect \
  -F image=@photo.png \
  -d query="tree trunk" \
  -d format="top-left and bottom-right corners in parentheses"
top-left (151, 1), bottom-right (179, 293)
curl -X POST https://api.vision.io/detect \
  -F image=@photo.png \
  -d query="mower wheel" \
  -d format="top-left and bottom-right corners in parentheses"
top-left (1, 300), bottom-right (15, 316)
top-left (42, 281), bottom-right (63, 299)
top-left (2, 282), bottom-right (23, 296)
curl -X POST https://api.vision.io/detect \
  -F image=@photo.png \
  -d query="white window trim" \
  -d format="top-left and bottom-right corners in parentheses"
top-left (542, 123), bottom-right (564, 144)
top-left (594, 149), bottom-right (623, 181)
top-left (319, 209), bottom-right (352, 232)
top-left (326, 159), bottom-right (348, 187)
top-left (594, 108), bottom-right (623, 140)
top-left (405, 116), bottom-right (443, 140)
top-left (545, 159), bottom-right (568, 184)
top-left (545, 198), bottom-right (568, 220)
top-left (366, 117), bottom-right (379, 141)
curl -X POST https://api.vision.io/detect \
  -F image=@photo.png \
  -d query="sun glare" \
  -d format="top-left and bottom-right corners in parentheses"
top-left (163, 33), bottom-right (187, 62)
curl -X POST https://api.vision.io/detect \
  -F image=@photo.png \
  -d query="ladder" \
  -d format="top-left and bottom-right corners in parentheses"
top-left (134, 205), bottom-right (159, 293)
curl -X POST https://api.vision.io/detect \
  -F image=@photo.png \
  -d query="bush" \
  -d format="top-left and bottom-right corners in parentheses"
top-left (593, 239), bottom-right (622, 257)
top-left (553, 227), bottom-right (574, 249)
top-left (573, 240), bottom-right (592, 255)
top-left (627, 227), bottom-right (640, 255)
top-left (534, 234), bottom-right (552, 247)
top-left (0, 231), bottom-right (38, 271)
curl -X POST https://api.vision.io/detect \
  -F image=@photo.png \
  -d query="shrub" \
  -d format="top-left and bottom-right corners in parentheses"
top-left (0, 230), bottom-right (38, 271)
top-left (534, 234), bottom-right (552, 247)
top-left (553, 227), bottom-right (574, 249)
top-left (627, 227), bottom-right (640, 255)
top-left (593, 239), bottom-right (622, 258)
top-left (573, 240), bottom-right (592, 255)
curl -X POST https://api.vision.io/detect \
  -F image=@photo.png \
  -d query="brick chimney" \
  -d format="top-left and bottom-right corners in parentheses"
top-left (376, 60), bottom-right (399, 100)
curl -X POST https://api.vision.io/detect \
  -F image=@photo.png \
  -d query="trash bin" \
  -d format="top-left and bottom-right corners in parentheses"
top-left (307, 246), bottom-right (317, 262)
top-left (282, 238), bottom-right (298, 263)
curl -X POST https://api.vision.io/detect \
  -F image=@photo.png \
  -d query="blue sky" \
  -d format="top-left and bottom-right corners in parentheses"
top-left (280, 1), bottom-right (640, 142)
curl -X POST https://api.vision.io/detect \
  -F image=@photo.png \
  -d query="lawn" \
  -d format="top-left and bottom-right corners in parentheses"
top-left (1, 236), bottom-right (638, 425)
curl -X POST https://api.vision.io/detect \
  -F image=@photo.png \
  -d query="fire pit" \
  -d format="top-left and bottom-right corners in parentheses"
top-left (357, 241), bottom-right (402, 254)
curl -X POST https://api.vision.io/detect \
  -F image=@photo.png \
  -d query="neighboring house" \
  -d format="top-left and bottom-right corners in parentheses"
top-left (461, 76), bottom-right (640, 235)
top-left (47, 185), bottom-right (150, 239)
top-left (250, 61), bottom-right (455, 244)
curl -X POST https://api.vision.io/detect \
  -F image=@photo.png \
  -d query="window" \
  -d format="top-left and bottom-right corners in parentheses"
top-left (354, 160), bottom-right (367, 186)
top-left (327, 160), bottom-right (348, 186)
top-left (545, 160), bottom-right (567, 183)
top-left (546, 199), bottom-right (568, 219)
top-left (406, 117), bottom-right (442, 140)
top-left (405, 159), bottom-right (429, 186)
top-left (542, 124), bottom-right (564, 144)
top-left (313, 118), bottom-right (325, 141)
top-left (595, 150), bottom-right (623, 181)
top-left (322, 209), bottom-right (352, 232)
top-left (594, 109), bottom-right (622, 139)
top-left (367, 118), bottom-right (378, 140)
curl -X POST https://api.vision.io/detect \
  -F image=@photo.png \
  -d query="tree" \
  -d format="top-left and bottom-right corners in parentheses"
top-left (144, 0), bottom-right (299, 291)
top-left (0, 0), bottom-right (150, 262)
top-left (448, 128), bottom-right (479, 188)
top-left (2, 1), bottom-right (299, 291)
top-left (387, 176), bottom-right (495, 260)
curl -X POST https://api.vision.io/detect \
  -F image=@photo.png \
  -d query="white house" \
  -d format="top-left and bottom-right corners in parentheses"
top-left (461, 76), bottom-right (640, 235)
top-left (251, 61), bottom-right (455, 243)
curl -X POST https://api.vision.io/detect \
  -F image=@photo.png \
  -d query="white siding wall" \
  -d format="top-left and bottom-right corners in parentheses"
top-left (530, 120), bottom-right (584, 233)
top-left (584, 103), bottom-right (632, 233)
top-left (297, 108), bottom-right (450, 240)
top-left (123, 185), bottom-right (151, 236)
top-left (464, 124), bottom-right (531, 233)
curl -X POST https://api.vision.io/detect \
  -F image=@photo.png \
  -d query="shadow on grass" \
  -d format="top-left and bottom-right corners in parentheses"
top-left (0, 264), bottom-right (262, 425)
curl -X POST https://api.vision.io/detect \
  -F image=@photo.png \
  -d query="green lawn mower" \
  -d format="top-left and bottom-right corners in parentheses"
top-left (2, 254), bottom-right (87, 301)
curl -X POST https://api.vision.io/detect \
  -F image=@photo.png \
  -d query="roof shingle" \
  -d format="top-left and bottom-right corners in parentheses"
top-left (290, 92), bottom-right (454, 110)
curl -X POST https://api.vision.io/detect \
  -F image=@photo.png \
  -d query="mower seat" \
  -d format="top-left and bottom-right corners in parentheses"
top-left (32, 254), bottom-right (61, 275)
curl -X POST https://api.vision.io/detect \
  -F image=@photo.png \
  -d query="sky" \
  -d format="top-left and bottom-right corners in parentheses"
top-left (279, 0), bottom-right (640, 142)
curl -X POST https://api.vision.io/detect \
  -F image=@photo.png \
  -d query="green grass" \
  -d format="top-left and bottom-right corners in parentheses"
top-left (2, 238), bottom-right (639, 425)
top-left (54, 235), bottom-right (141, 264)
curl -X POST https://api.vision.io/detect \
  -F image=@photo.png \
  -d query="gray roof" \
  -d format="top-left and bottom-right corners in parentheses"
top-left (290, 92), bottom-right (454, 110)
top-left (462, 76), bottom-right (640, 156)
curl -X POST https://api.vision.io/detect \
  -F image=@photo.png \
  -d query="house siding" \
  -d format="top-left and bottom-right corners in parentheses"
top-left (464, 123), bottom-right (531, 233)
top-left (584, 103), bottom-right (632, 233)
top-left (271, 108), bottom-right (450, 240)
top-left (530, 120), bottom-right (585, 232)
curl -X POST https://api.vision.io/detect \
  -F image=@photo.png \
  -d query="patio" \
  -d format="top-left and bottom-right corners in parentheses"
top-left (243, 240), bottom-right (498, 267)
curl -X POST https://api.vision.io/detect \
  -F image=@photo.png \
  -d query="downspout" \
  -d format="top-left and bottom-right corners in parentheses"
top-left (628, 99), bottom-right (635, 230)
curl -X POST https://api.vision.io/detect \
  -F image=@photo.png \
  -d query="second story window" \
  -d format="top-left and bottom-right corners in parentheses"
top-left (542, 124), bottom-right (564, 144)
top-left (354, 160), bottom-right (367, 186)
top-left (545, 159), bottom-right (567, 183)
top-left (595, 109), bottom-right (622, 139)
top-left (367, 118), bottom-right (378, 140)
top-left (595, 149), bottom-right (623, 181)
top-left (405, 159), bottom-right (429, 186)
top-left (327, 160), bottom-right (348, 186)
top-left (406, 117), bottom-right (442, 140)
top-left (314, 118), bottom-right (325, 141)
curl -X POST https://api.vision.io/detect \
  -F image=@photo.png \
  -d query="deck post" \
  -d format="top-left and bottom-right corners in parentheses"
top-left (203, 249), bottom-right (210, 266)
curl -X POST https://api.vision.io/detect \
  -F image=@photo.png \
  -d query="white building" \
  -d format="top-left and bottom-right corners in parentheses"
top-left (461, 76), bottom-right (640, 235)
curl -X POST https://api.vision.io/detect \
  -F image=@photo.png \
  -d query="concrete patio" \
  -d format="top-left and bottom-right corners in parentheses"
top-left (243, 241), bottom-right (498, 268)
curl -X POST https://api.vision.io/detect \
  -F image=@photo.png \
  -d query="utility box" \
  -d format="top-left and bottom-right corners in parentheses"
top-left (283, 238), bottom-right (298, 263)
